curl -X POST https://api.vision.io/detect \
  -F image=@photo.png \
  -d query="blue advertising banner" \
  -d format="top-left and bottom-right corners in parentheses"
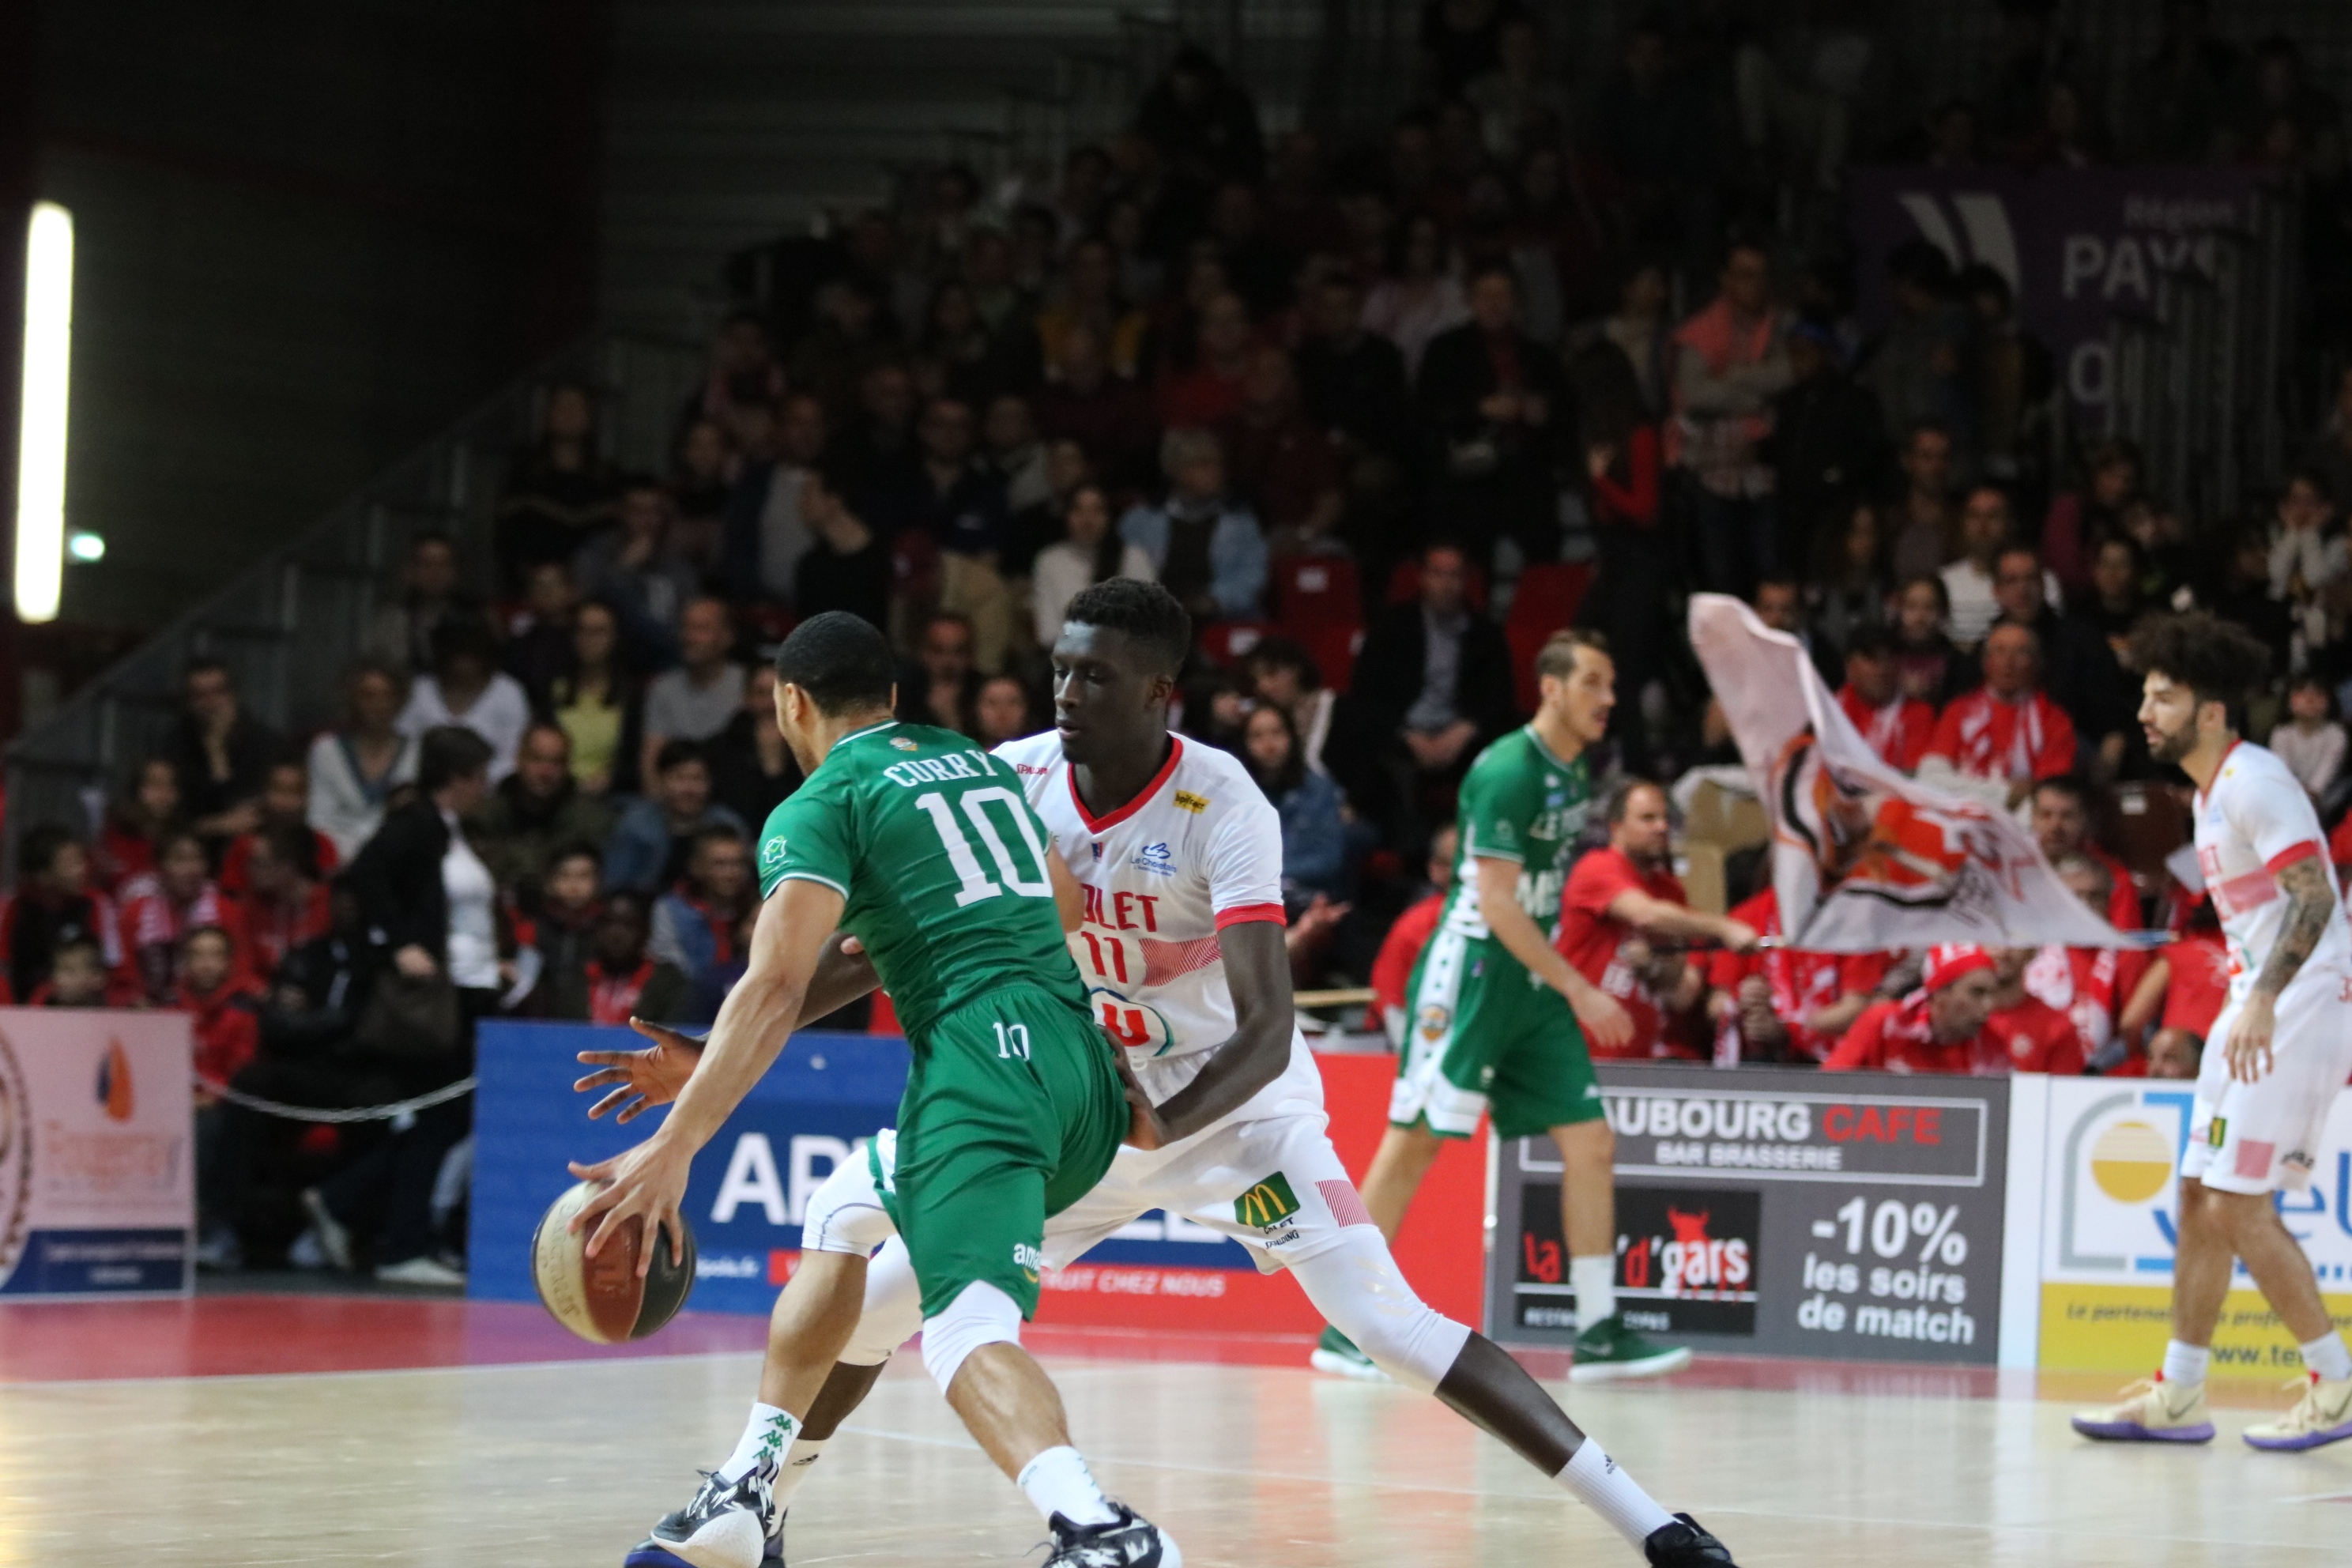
top-left (468, 1022), bottom-right (1261, 1319)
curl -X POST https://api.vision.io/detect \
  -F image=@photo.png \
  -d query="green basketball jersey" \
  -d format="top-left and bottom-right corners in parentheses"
top-left (756, 719), bottom-right (1085, 1042)
top-left (1437, 725), bottom-right (1595, 960)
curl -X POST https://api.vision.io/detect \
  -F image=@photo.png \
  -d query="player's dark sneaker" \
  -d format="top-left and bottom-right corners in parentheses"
top-left (1042, 1504), bottom-right (1182, 1568)
top-left (1570, 1314), bottom-right (1694, 1383)
top-left (1642, 1513), bottom-right (1736, 1566)
top-left (1309, 1325), bottom-right (1393, 1382)
top-left (625, 1512), bottom-right (784, 1568)
top-left (645, 1466), bottom-right (775, 1568)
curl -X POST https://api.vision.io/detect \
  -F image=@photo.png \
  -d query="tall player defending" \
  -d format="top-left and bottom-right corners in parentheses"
top-left (2074, 611), bottom-right (2352, 1450)
top-left (587, 585), bottom-right (1743, 1568)
top-left (567, 612), bottom-right (1177, 1568)
top-left (1329, 630), bottom-right (1746, 1381)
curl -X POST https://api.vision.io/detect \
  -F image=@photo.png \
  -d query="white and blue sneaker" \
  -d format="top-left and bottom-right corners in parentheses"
top-left (1043, 1504), bottom-right (1181, 1568)
top-left (640, 1465), bottom-right (776, 1568)
top-left (625, 1514), bottom-right (783, 1568)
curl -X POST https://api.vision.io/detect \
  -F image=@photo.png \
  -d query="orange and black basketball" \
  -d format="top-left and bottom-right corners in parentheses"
top-left (530, 1178), bottom-right (696, 1344)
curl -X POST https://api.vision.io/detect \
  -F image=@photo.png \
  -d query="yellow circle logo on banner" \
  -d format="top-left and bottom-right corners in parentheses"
top-left (2090, 1118), bottom-right (2174, 1204)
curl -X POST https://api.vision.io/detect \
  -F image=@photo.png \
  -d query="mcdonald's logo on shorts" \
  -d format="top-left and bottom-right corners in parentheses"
top-left (2208, 1116), bottom-right (2228, 1150)
top-left (1237, 1171), bottom-right (1302, 1231)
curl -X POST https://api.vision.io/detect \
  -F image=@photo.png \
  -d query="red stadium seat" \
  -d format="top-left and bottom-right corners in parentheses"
top-left (1505, 562), bottom-right (1596, 712)
top-left (1301, 621), bottom-right (1364, 695)
top-left (1272, 556), bottom-right (1362, 628)
top-left (1385, 556), bottom-right (1488, 612)
top-left (1197, 620), bottom-right (1276, 667)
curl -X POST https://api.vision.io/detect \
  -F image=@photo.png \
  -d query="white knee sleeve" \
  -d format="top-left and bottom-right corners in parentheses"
top-left (919, 1279), bottom-right (1023, 1394)
top-left (798, 1143), bottom-right (896, 1257)
top-left (839, 1236), bottom-right (924, 1367)
top-left (1288, 1226), bottom-right (1471, 1394)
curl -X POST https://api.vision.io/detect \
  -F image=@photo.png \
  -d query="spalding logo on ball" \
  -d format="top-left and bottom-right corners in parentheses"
top-left (532, 1178), bottom-right (697, 1343)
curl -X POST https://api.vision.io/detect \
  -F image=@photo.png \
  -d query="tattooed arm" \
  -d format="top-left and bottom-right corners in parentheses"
top-left (2224, 857), bottom-right (2338, 1083)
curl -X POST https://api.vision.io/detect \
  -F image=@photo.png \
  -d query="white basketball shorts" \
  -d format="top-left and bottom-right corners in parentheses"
top-left (2180, 964), bottom-right (2352, 1196)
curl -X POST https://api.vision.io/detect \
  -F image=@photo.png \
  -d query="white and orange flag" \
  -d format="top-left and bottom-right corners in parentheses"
top-left (1687, 594), bottom-right (2128, 952)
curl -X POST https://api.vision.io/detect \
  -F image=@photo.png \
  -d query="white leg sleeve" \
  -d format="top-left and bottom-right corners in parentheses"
top-left (839, 1235), bottom-right (923, 1366)
top-left (1287, 1224), bottom-right (1471, 1394)
top-left (919, 1279), bottom-right (1024, 1395)
top-left (799, 1140), bottom-right (896, 1256)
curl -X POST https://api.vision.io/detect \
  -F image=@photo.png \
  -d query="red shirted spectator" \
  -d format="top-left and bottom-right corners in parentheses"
top-left (0, 824), bottom-right (123, 1003)
top-left (228, 823), bottom-right (333, 980)
top-left (95, 756), bottom-right (186, 893)
top-left (1981, 948), bottom-right (2086, 1074)
top-left (1558, 779), bottom-right (1760, 1059)
top-left (2114, 902), bottom-right (2229, 1078)
top-left (1825, 944), bottom-right (2000, 1073)
top-left (217, 759), bottom-right (340, 899)
top-left (2018, 852), bottom-right (2150, 1062)
top-left (23, 936), bottom-right (138, 1007)
top-left (1370, 827), bottom-right (1457, 1040)
top-left (1921, 623), bottom-right (2076, 797)
top-left (2029, 777), bottom-right (2142, 932)
top-left (1704, 887), bottom-right (1886, 1062)
top-left (1835, 626), bottom-right (1936, 772)
top-left (119, 830), bottom-right (233, 1001)
top-left (1157, 292), bottom-right (1255, 428)
top-left (175, 926), bottom-right (266, 1089)
top-left (547, 891), bottom-right (689, 1025)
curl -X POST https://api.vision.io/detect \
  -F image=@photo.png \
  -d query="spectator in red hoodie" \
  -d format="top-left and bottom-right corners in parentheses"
top-left (230, 824), bottom-right (333, 981)
top-left (1826, 944), bottom-right (2001, 1073)
top-left (218, 760), bottom-right (341, 899)
top-left (1370, 825), bottom-right (1457, 1042)
top-left (179, 925), bottom-right (265, 1089)
top-left (1981, 946), bottom-right (2086, 1075)
top-left (2013, 852), bottom-right (2147, 1066)
top-left (0, 824), bottom-right (123, 1002)
top-left (119, 830), bottom-right (232, 1002)
top-left (1558, 778), bottom-right (1759, 1059)
top-left (1834, 624), bottom-right (1936, 772)
top-left (2114, 897), bottom-right (2229, 1078)
top-left (1704, 884), bottom-right (1886, 1063)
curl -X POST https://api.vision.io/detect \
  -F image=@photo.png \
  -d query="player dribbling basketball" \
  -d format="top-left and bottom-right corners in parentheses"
top-left (2073, 612), bottom-right (2352, 1451)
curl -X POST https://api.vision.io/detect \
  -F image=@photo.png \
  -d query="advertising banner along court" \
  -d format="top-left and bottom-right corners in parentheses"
top-left (1489, 1064), bottom-right (2010, 1365)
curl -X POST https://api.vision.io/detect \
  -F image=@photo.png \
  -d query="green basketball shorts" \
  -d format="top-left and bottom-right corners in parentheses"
top-left (1389, 926), bottom-right (1603, 1140)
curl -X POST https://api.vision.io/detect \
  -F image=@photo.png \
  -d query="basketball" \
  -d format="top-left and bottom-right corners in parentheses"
top-left (530, 1178), bottom-right (697, 1344)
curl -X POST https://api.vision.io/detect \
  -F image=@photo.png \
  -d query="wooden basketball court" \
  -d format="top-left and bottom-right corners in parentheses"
top-left (5, 1294), bottom-right (2347, 1566)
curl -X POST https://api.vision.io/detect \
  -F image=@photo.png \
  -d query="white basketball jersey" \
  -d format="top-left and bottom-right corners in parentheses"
top-left (993, 731), bottom-right (1288, 1060)
top-left (2193, 740), bottom-right (2352, 1002)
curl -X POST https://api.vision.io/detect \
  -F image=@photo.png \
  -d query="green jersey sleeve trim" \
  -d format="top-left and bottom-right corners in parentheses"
top-left (771, 869), bottom-right (850, 899)
top-left (1464, 842), bottom-right (1527, 865)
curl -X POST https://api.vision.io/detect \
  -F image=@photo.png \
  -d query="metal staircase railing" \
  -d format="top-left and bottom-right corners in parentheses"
top-left (4, 331), bottom-right (708, 880)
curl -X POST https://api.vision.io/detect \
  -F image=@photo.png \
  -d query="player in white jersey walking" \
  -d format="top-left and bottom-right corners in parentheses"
top-left (582, 581), bottom-right (1743, 1568)
top-left (2075, 612), bottom-right (2352, 1451)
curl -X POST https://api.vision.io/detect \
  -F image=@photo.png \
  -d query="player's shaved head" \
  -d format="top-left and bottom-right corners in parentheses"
top-left (1064, 579), bottom-right (1191, 676)
top-left (775, 611), bottom-right (897, 715)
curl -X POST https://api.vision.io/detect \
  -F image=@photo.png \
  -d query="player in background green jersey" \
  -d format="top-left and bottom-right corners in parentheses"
top-left (570, 612), bottom-right (1178, 1568)
top-left (1318, 629), bottom-right (1751, 1383)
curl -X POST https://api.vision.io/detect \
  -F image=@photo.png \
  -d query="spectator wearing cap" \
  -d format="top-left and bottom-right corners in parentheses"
top-left (602, 741), bottom-right (746, 895)
top-left (1835, 625), bottom-right (1936, 772)
top-left (1120, 429), bottom-right (1268, 621)
top-left (1920, 623), bottom-right (2075, 805)
top-left (639, 597), bottom-right (748, 786)
top-left (160, 658), bottom-right (285, 846)
top-left (469, 722), bottom-right (616, 904)
top-left (364, 530), bottom-right (481, 676)
top-left (397, 619), bottom-right (533, 783)
top-left (1558, 779), bottom-right (1762, 1061)
top-left (1, 824), bottom-right (122, 1002)
top-left (1419, 263), bottom-right (1569, 568)
top-left (1824, 945), bottom-right (2000, 1073)
top-left (1768, 319), bottom-right (1887, 564)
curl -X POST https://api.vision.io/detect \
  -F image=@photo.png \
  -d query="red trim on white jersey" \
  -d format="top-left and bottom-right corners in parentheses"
top-left (2265, 839), bottom-right (2323, 874)
top-left (1068, 735), bottom-right (1186, 834)
top-left (1215, 901), bottom-right (1287, 929)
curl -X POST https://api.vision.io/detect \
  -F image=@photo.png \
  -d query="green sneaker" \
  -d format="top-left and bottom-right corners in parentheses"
top-left (1569, 1314), bottom-right (1694, 1383)
top-left (1309, 1325), bottom-right (1393, 1382)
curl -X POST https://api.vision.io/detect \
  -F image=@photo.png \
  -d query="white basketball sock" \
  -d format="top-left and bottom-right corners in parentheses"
top-left (771, 1435), bottom-right (827, 1510)
top-left (1016, 1445), bottom-right (1118, 1528)
top-left (2161, 1340), bottom-right (2209, 1389)
top-left (2300, 1333), bottom-right (2352, 1383)
top-left (1559, 1440), bottom-right (1675, 1547)
top-left (1571, 1254), bottom-right (1618, 1330)
top-left (718, 1402), bottom-right (798, 1483)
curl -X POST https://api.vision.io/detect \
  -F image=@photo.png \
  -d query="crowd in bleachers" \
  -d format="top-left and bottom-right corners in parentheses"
top-left (8, 2), bottom-right (2352, 1283)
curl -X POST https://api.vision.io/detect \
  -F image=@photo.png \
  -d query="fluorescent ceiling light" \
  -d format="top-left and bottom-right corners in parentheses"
top-left (15, 201), bottom-right (74, 624)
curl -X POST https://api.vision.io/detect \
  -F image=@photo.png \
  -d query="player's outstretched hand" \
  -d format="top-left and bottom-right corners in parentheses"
top-left (572, 1018), bottom-right (704, 1122)
top-left (2222, 993), bottom-right (2277, 1084)
top-left (567, 1136), bottom-right (692, 1275)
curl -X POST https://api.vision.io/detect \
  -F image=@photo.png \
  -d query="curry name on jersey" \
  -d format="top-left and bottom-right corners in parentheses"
top-left (2192, 739), bottom-right (2352, 1003)
top-left (993, 732), bottom-right (1287, 1059)
top-left (758, 720), bottom-right (1085, 1042)
top-left (1439, 726), bottom-right (1594, 955)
